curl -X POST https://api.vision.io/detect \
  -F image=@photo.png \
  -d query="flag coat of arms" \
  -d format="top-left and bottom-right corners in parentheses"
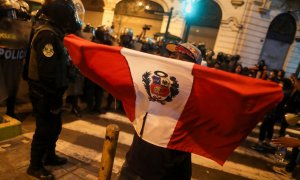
top-left (64, 34), bottom-right (283, 165)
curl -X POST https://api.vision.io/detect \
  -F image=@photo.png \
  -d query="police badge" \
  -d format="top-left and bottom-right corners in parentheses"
top-left (142, 70), bottom-right (179, 105)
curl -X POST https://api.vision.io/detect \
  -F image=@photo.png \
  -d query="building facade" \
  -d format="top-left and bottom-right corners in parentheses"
top-left (82, 0), bottom-right (300, 77)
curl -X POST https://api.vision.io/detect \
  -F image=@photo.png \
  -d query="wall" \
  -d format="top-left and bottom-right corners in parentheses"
top-left (84, 11), bottom-right (104, 27)
top-left (187, 26), bottom-right (219, 49)
top-left (113, 15), bottom-right (163, 38)
top-left (236, 1), bottom-right (274, 68)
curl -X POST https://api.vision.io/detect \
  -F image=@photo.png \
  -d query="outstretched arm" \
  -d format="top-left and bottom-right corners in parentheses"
top-left (272, 137), bottom-right (300, 148)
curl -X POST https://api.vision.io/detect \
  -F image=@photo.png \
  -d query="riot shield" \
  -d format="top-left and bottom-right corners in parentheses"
top-left (0, 18), bottom-right (32, 49)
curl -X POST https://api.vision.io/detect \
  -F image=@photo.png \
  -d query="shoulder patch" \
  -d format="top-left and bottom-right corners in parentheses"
top-left (42, 43), bottom-right (54, 57)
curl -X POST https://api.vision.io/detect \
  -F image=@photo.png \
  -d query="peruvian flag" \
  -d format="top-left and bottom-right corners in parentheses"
top-left (64, 34), bottom-right (283, 165)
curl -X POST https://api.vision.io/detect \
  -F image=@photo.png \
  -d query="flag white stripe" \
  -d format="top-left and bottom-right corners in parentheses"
top-left (121, 48), bottom-right (194, 147)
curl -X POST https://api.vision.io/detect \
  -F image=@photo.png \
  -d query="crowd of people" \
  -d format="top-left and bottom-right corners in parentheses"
top-left (1, 0), bottom-right (299, 179)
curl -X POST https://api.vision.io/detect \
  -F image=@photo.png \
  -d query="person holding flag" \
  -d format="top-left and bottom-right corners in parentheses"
top-left (118, 43), bottom-right (202, 179)
top-left (63, 34), bottom-right (283, 178)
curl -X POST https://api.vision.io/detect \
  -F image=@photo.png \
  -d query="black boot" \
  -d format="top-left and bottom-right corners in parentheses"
top-left (44, 154), bottom-right (68, 166)
top-left (27, 165), bottom-right (54, 180)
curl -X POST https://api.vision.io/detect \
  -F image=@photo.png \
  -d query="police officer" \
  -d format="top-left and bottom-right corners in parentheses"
top-left (94, 25), bottom-right (113, 45)
top-left (84, 25), bottom-right (114, 113)
top-left (0, 0), bottom-right (31, 117)
top-left (26, 0), bottom-right (82, 179)
top-left (119, 27), bottom-right (134, 48)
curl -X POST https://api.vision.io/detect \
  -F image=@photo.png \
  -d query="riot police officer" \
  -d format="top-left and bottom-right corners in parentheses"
top-left (26, 0), bottom-right (82, 179)
top-left (84, 25), bottom-right (114, 114)
top-left (94, 25), bottom-right (113, 45)
top-left (0, 0), bottom-right (31, 117)
top-left (119, 27), bottom-right (133, 48)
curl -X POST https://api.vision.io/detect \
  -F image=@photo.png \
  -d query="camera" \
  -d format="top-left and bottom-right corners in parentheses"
top-left (143, 24), bottom-right (152, 30)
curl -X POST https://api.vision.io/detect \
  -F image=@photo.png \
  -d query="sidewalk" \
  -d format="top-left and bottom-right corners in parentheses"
top-left (0, 134), bottom-right (104, 180)
top-left (0, 100), bottom-right (118, 180)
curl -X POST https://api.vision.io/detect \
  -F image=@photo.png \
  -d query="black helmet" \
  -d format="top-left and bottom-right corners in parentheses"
top-left (15, 0), bottom-right (31, 20)
top-left (94, 25), bottom-right (113, 45)
top-left (120, 27), bottom-right (133, 47)
top-left (141, 37), bottom-right (156, 53)
top-left (81, 23), bottom-right (94, 41)
top-left (41, 0), bottom-right (82, 33)
top-left (0, 0), bottom-right (17, 19)
top-left (83, 23), bottom-right (94, 33)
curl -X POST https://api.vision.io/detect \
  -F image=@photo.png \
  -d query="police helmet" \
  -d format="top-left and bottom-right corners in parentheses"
top-left (120, 27), bottom-right (133, 47)
top-left (0, 0), bottom-right (17, 19)
top-left (41, 0), bottom-right (82, 33)
top-left (141, 37), bottom-right (156, 53)
top-left (14, 0), bottom-right (31, 20)
top-left (94, 25), bottom-right (113, 45)
top-left (121, 27), bottom-right (133, 37)
top-left (81, 23), bottom-right (94, 41)
top-left (83, 23), bottom-right (94, 33)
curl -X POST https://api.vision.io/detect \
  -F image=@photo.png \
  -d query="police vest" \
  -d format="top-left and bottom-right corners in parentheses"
top-left (28, 25), bottom-right (71, 89)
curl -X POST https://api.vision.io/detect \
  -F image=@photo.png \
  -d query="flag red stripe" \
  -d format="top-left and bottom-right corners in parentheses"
top-left (168, 65), bottom-right (283, 165)
top-left (64, 34), bottom-right (136, 121)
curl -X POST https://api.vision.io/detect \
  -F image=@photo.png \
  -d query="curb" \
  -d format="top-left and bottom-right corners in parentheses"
top-left (0, 114), bottom-right (22, 141)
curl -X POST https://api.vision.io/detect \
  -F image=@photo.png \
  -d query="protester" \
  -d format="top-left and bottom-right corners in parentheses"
top-left (117, 43), bottom-right (203, 180)
top-left (64, 33), bottom-right (283, 178)
top-left (254, 78), bottom-right (293, 151)
top-left (272, 74), bottom-right (300, 178)
top-left (25, 0), bottom-right (82, 179)
top-left (233, 63), bottom-right (243, 74)
top-left (272, 136), bottom-right (300, 177)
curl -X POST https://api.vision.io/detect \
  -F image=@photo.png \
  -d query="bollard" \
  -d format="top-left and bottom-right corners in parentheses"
top-left (99, 124), bottom-right (120, 180)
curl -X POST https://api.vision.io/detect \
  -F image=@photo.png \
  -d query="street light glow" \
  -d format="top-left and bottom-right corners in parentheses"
top-left (138, 1), bottom-right (143, 6)
top-left (185, 3), bottom-right (192, 13)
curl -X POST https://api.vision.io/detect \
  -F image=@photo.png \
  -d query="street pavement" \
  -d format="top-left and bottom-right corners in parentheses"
top-left (0, 100), bottom-right (299, 180)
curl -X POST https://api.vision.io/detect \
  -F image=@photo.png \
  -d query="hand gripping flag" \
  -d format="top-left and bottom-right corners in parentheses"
top-left (64, 34), bottom-right (283, 165)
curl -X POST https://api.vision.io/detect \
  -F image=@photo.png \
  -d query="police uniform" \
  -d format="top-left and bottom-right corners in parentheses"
top-left (25, 0), bottom-right (81, 179)
top-left (27, 23), bottom-right (70, 179)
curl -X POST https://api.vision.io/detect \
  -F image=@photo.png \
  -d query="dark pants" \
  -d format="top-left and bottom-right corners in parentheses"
top-left (279, 118), bottom-right (288, 137)
top-left (6, 95), bottom-right (16, 117)
top-left (286, 147), bottom-right (299, 172)
top-left (85, 79), bottom-right (103, 111)
top-left (29, 85), bottom-right (63, 169)
top-left (259, 116), bottom-right (276, 141)
top-left (118, 133), bottom-right (192, 180)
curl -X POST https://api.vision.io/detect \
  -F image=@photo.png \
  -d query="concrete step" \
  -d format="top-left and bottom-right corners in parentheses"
top-left (0, 115), bottom-right (22, 141)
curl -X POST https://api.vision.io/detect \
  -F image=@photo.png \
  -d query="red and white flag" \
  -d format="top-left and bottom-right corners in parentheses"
top-left (64, 34), bottom-right (283, 165)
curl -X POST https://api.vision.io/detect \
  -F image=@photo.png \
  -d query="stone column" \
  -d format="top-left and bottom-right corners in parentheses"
top-left (101, 7), bottom-right (115, 27)
top-left (160, 10), bottom-right (186, 38)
